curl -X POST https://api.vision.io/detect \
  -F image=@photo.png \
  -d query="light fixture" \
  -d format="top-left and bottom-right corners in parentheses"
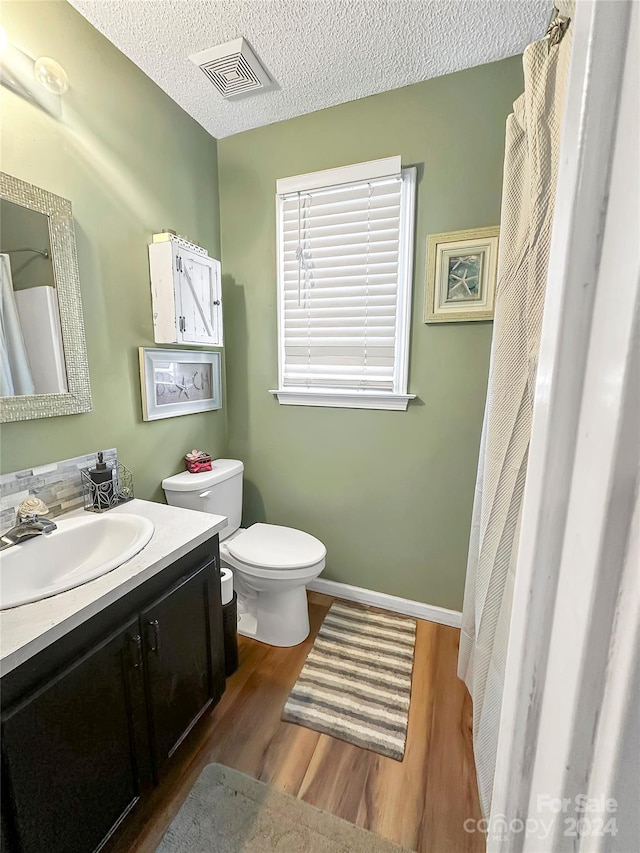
top-left (33, 56), bottom-right (69, 95)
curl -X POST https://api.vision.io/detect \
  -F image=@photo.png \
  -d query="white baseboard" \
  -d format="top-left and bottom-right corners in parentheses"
top-left (307, 578), bottom-right (462, 629)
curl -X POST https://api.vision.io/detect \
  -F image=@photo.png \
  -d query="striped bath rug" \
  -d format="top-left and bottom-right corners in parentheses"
top-left (282, 601), bottom-right (416, 760)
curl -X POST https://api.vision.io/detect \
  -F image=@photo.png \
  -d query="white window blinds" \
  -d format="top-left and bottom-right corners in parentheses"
top-left (274, 159), bottom-right (416, 410)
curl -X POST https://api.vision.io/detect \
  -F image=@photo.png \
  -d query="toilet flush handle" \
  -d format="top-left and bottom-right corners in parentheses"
top-left (199, 490), bottom-right (212, 499)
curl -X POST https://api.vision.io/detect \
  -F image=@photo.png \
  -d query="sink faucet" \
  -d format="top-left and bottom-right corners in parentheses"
top-left (0, 499), bottom-right (57, 550)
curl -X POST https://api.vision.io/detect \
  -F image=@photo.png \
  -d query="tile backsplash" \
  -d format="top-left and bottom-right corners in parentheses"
top-left (0, 449), bottom-right (118, 533)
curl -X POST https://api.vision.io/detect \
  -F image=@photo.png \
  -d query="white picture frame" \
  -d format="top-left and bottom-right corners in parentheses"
top-left (138, 347), bottom-right (222, 421)
top-left (424, 227), bottom-right (499, 323)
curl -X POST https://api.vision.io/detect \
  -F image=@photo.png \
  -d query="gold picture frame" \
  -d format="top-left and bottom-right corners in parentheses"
top-left (424, 226), bottom-right (499, 323)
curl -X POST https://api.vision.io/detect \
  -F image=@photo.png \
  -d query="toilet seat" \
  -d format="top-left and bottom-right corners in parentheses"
top-left (228, 523), bottom-right (326, 569)
top-left (220, 523), bottom-right (326, 580)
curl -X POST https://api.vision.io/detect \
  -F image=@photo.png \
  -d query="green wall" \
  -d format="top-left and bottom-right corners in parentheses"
top-left (218, 57), bottom-right (523, 610)
top-left (0, 1), bottom-right (225, 501)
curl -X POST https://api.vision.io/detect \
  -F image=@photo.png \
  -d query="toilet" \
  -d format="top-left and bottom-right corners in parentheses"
top-left (162, 459), bottom-right (326, 647)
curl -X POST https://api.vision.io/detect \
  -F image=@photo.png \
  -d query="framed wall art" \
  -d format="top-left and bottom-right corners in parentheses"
top-left (424, 226), bottom-right (499, 323)
top-left (139, 347), bottom-right (222, 421)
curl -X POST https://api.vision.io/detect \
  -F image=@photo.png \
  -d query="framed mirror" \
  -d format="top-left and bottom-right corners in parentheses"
top-left (0, 173), bottom-right (91, 422)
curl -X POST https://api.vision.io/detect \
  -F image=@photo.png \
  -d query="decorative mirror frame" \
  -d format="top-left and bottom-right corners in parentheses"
top-left (0, 173), bottom-right (92, 422)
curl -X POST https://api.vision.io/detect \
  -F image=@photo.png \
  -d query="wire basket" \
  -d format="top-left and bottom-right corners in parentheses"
top-left (81, 460), bottom-right (134, 513)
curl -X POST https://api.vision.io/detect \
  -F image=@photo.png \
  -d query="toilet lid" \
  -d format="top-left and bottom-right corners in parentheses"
top-left (227, 523), bottom-right (326, 570)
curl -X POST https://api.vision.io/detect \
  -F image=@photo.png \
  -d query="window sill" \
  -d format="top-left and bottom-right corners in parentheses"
top-left (268, 389), bottom-right (415, 411)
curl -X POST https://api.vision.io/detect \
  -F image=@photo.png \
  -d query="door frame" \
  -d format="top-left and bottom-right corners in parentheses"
top-left (489, 1), bottom-right (639, 849)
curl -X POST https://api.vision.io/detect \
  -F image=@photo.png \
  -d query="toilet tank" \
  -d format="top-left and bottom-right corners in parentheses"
top-left (162, 459), bottom-right (244, 540)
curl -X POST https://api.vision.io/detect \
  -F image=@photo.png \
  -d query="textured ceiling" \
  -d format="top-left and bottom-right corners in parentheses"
top-left (69, 0), bottom-right (551, 139)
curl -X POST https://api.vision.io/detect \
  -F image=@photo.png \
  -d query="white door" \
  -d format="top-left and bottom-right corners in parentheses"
top-left (176, 246), bottom-right (222, 346)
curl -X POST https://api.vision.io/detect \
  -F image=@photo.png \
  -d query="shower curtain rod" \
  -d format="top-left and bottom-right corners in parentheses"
top-left (3, 247), bottom-right (50, 259)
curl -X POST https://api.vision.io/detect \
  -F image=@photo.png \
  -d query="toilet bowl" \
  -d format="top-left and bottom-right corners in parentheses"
top-left (220, 523), bottom-right (325, 646)
top-left (162, 460), bottom-right (326, 647)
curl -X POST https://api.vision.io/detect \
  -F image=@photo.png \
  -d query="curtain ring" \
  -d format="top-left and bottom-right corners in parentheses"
top-left (546, 11), bottom-right (570, 51)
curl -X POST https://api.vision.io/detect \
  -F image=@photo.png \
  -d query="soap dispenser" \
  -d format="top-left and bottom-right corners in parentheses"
top-left (89, 451), bottom-right (114, 510)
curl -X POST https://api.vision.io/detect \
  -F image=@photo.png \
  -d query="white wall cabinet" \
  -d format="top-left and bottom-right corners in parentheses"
top-left (148, 235), bottom-right (223, 347)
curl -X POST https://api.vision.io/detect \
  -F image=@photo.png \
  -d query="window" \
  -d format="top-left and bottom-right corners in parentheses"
top-left (270, 157), bottom-right (416, 410)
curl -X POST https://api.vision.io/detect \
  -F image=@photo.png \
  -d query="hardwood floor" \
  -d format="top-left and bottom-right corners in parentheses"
top-left (109, 592), bottom-right (484, 852)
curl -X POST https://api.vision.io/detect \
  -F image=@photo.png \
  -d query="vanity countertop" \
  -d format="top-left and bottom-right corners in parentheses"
top-left (0, 499), bottom-right (227, 676)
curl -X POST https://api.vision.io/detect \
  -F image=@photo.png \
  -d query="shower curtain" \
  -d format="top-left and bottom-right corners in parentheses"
top-left (0, 253), bottom-right (35, 396)
top-left (458, 3), bottom-right (574, 817)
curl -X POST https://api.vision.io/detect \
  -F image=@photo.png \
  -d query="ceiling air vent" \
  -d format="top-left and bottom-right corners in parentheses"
top-left (189, 38), bottom-right (273, 100)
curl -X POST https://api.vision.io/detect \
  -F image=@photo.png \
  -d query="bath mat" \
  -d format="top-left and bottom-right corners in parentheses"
top-left (282, 601), bottom-right (416, 760)
top-left (156, 763), bottom-right (409, 852)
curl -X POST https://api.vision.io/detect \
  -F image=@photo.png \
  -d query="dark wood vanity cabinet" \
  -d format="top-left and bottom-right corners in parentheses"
top-left (0, 537), bottom-right (225, 853)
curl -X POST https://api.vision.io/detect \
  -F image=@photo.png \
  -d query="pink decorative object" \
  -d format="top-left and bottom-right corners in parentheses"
top-left (185, 449), bottom-right (212, 474)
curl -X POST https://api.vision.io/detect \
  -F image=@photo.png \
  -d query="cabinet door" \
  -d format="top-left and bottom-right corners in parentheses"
top-left (177, 246), bottom-right (222, 346)
top-left (1, 618), bottom-right (148, 853)
top-left (149, 240), bottom-right (181, 344)
top-left (141, 558), bottom-right (224, 780)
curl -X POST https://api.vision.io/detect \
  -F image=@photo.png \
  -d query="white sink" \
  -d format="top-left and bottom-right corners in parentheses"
top-left (0, 512), bottom-right (154, 610)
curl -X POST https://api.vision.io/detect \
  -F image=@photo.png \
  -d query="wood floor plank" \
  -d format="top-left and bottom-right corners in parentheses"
top-left (361, 619), bottom-right (440, 850)
top-left (418, 625), bottom-right (485, 853)
top-left (108, 594), bottom-right (483, 853)
top-left (298, 733), bottom-right (380, 824)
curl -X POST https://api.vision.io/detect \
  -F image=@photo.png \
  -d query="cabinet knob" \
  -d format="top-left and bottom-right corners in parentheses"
top-left (213, 300), bottom-right (221, 306)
